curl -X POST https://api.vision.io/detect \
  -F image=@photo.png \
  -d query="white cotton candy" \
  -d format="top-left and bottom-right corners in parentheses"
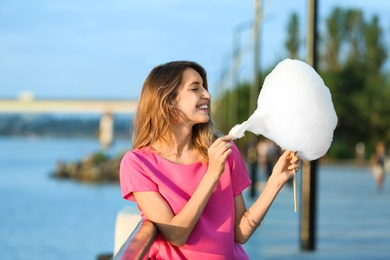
top-left (229, 59), bottom-right (338, 160)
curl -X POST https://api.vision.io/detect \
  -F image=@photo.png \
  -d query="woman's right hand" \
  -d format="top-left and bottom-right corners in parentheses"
top-left (207, 135), bottom-right (233, 177)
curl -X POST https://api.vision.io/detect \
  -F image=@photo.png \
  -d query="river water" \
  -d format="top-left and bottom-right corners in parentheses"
top-left (0, 137), bottom-right (133, 260)
top-left (1, 137), bottom-right (390, 260)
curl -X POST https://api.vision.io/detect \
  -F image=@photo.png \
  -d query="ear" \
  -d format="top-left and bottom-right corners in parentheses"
top-left (170, 100), bottom-right (177, 108)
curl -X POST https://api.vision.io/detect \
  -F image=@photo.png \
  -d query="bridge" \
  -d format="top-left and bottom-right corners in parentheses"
top-left (0, 95), bottom-right (138, 147)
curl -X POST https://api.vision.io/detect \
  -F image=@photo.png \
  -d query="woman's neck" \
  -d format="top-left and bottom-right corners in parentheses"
top-left (152, 128), bottom-right (199, 164)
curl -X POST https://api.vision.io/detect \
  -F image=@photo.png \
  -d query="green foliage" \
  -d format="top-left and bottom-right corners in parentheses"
top-left (214, 68), bottom-right (273, 152)
top-left (325, 7), bottom-right (345, 69)
top-left (285, 12), bottom-right (300, 59)
top-left (91, 151), bottom-right (108, 163)
top-left (215, 6), bottom-right (390, 161)
top-left (214, 81), bottom-right (251, 135)
top-left (327, 141), bottom-right (355, 159)
top-left (363, 15), bottom-right (388, 83)
top-left (321, 7), bottom-right (390, 159)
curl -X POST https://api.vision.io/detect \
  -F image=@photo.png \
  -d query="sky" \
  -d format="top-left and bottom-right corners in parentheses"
top-left (1, 0), bottom-right (390, 100)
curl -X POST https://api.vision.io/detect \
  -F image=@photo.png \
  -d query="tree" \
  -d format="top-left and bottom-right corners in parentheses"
top-left (215, 7), bottom-right (390, 160)
top-left (344, 9), bottom-right (364, 65)
top-left (363, 15), bottom-right (388, 84)
top-left (324, 7), bottom-right (345, 70)
top-left (214, 81), bottom-right (251, 135)
top-left (322, 7), bottom-right (390, 158)
top-left (285, 12), bottom-right (300, 59)
top-left (363, 15), bottom-right (389, 146)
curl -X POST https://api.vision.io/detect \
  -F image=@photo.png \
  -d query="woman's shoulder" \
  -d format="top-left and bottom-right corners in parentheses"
top-left (226, 141), bottom-right (244, 164)
top-left (122, 146), bottom-right (155, 163)
top-left (230, 141), bottom-right (241, 153)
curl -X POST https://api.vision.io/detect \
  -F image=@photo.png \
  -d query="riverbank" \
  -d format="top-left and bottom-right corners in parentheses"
top-left (52, 151), bottom-right (124, 183)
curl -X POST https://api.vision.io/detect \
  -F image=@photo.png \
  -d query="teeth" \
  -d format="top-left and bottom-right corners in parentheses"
top-left (198, 105), bottom-right (208, 110)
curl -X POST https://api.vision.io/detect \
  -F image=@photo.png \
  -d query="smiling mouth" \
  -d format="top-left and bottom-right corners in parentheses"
top-left (198, 104), bottom-right (209, 111)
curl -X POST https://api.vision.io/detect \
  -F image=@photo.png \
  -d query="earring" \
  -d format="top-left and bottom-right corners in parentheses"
top-left (173, 117), bottom-right (178, 124)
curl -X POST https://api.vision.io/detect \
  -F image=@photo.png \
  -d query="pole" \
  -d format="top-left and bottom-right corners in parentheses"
top-left (230, 25), bottom-right (241, 128)
top-left (230, 21), bottom-right (252, 129)
top-left (248, 0), bottom-right (262, 198)
top-left (301, 0), bottom-right (318, 251)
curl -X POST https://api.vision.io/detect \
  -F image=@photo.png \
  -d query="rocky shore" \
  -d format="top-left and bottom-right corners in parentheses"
top-left (52, 151), bottom-right (124, 183)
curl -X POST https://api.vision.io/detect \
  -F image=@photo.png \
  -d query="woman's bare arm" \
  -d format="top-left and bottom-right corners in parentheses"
top-left (134, 136), bottom-right (233, 246)
top-left (234, 150), bottom-right (300, 244)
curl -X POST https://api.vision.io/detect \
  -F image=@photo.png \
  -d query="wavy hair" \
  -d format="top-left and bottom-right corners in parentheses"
top-left (131, 61), bottom-right (219, 161)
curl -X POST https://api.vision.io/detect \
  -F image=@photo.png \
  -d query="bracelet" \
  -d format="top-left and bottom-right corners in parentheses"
top-left (243, 210), bottom-right (261, 229)
top-left (243, 211), bottom-right (253, 228)
top-left (247, 210), bottom-right (260, 228)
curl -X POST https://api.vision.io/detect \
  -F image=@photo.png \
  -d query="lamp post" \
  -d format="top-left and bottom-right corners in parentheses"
top-left (229, 20), bottom-right (253, 128)
top-left (248, 0), bottom-right (262, 198)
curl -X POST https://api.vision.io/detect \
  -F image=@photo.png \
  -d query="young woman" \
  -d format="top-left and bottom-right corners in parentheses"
top-left (120, 61), bottom-right (300, 259)
top-left (370, 141), bottom-right (387, 192)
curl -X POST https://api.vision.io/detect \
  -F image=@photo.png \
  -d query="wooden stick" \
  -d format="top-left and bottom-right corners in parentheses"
top-left (293, 168), bottom-right (297, 212)
top-left (291, 151), bottom-right (298, 212)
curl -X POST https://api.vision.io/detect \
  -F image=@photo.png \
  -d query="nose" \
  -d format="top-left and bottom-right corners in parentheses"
top-left (202, 88), bottom-right (211, 100)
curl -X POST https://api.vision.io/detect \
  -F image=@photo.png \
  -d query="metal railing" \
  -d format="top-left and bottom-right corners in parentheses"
top-left (114, 218), bottom-right (158, 260)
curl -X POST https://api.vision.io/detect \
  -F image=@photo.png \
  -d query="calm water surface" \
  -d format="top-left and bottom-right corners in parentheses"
top-left (1, 137), bottom-right (390, 260)
top-left (0, 137), bottom-right (133, 260)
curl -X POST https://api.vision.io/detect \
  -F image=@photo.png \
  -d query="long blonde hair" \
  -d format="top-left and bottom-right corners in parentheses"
top-left (131, 61), bottom-right (219, 161)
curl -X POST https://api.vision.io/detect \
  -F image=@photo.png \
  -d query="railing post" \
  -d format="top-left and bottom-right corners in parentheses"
top-left (114, 219), bottom-right (158, 260)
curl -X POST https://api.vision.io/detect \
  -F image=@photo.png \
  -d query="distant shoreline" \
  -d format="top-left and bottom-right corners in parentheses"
top-left (0, 114), bottom-right (132, 139)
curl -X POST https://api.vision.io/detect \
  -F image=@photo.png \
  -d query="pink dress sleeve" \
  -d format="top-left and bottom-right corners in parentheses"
top-left (119, 150), bottom-right (158, 201)
top-left (228, 143), bottom-right (252, 197)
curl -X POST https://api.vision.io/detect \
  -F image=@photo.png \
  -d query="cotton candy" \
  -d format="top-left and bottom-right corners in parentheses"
top-left (229, 59), bottom-right (338, 161)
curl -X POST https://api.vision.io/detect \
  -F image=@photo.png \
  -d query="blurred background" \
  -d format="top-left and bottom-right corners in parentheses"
top-left (1, 0), bottom-right (390, 259)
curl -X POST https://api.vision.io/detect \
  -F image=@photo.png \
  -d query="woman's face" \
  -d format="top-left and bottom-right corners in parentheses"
top-left (171, 68), bottom-right (211, 126)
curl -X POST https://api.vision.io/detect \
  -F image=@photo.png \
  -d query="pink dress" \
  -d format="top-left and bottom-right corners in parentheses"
top-left (120, 143), bottom-right (251, 259)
